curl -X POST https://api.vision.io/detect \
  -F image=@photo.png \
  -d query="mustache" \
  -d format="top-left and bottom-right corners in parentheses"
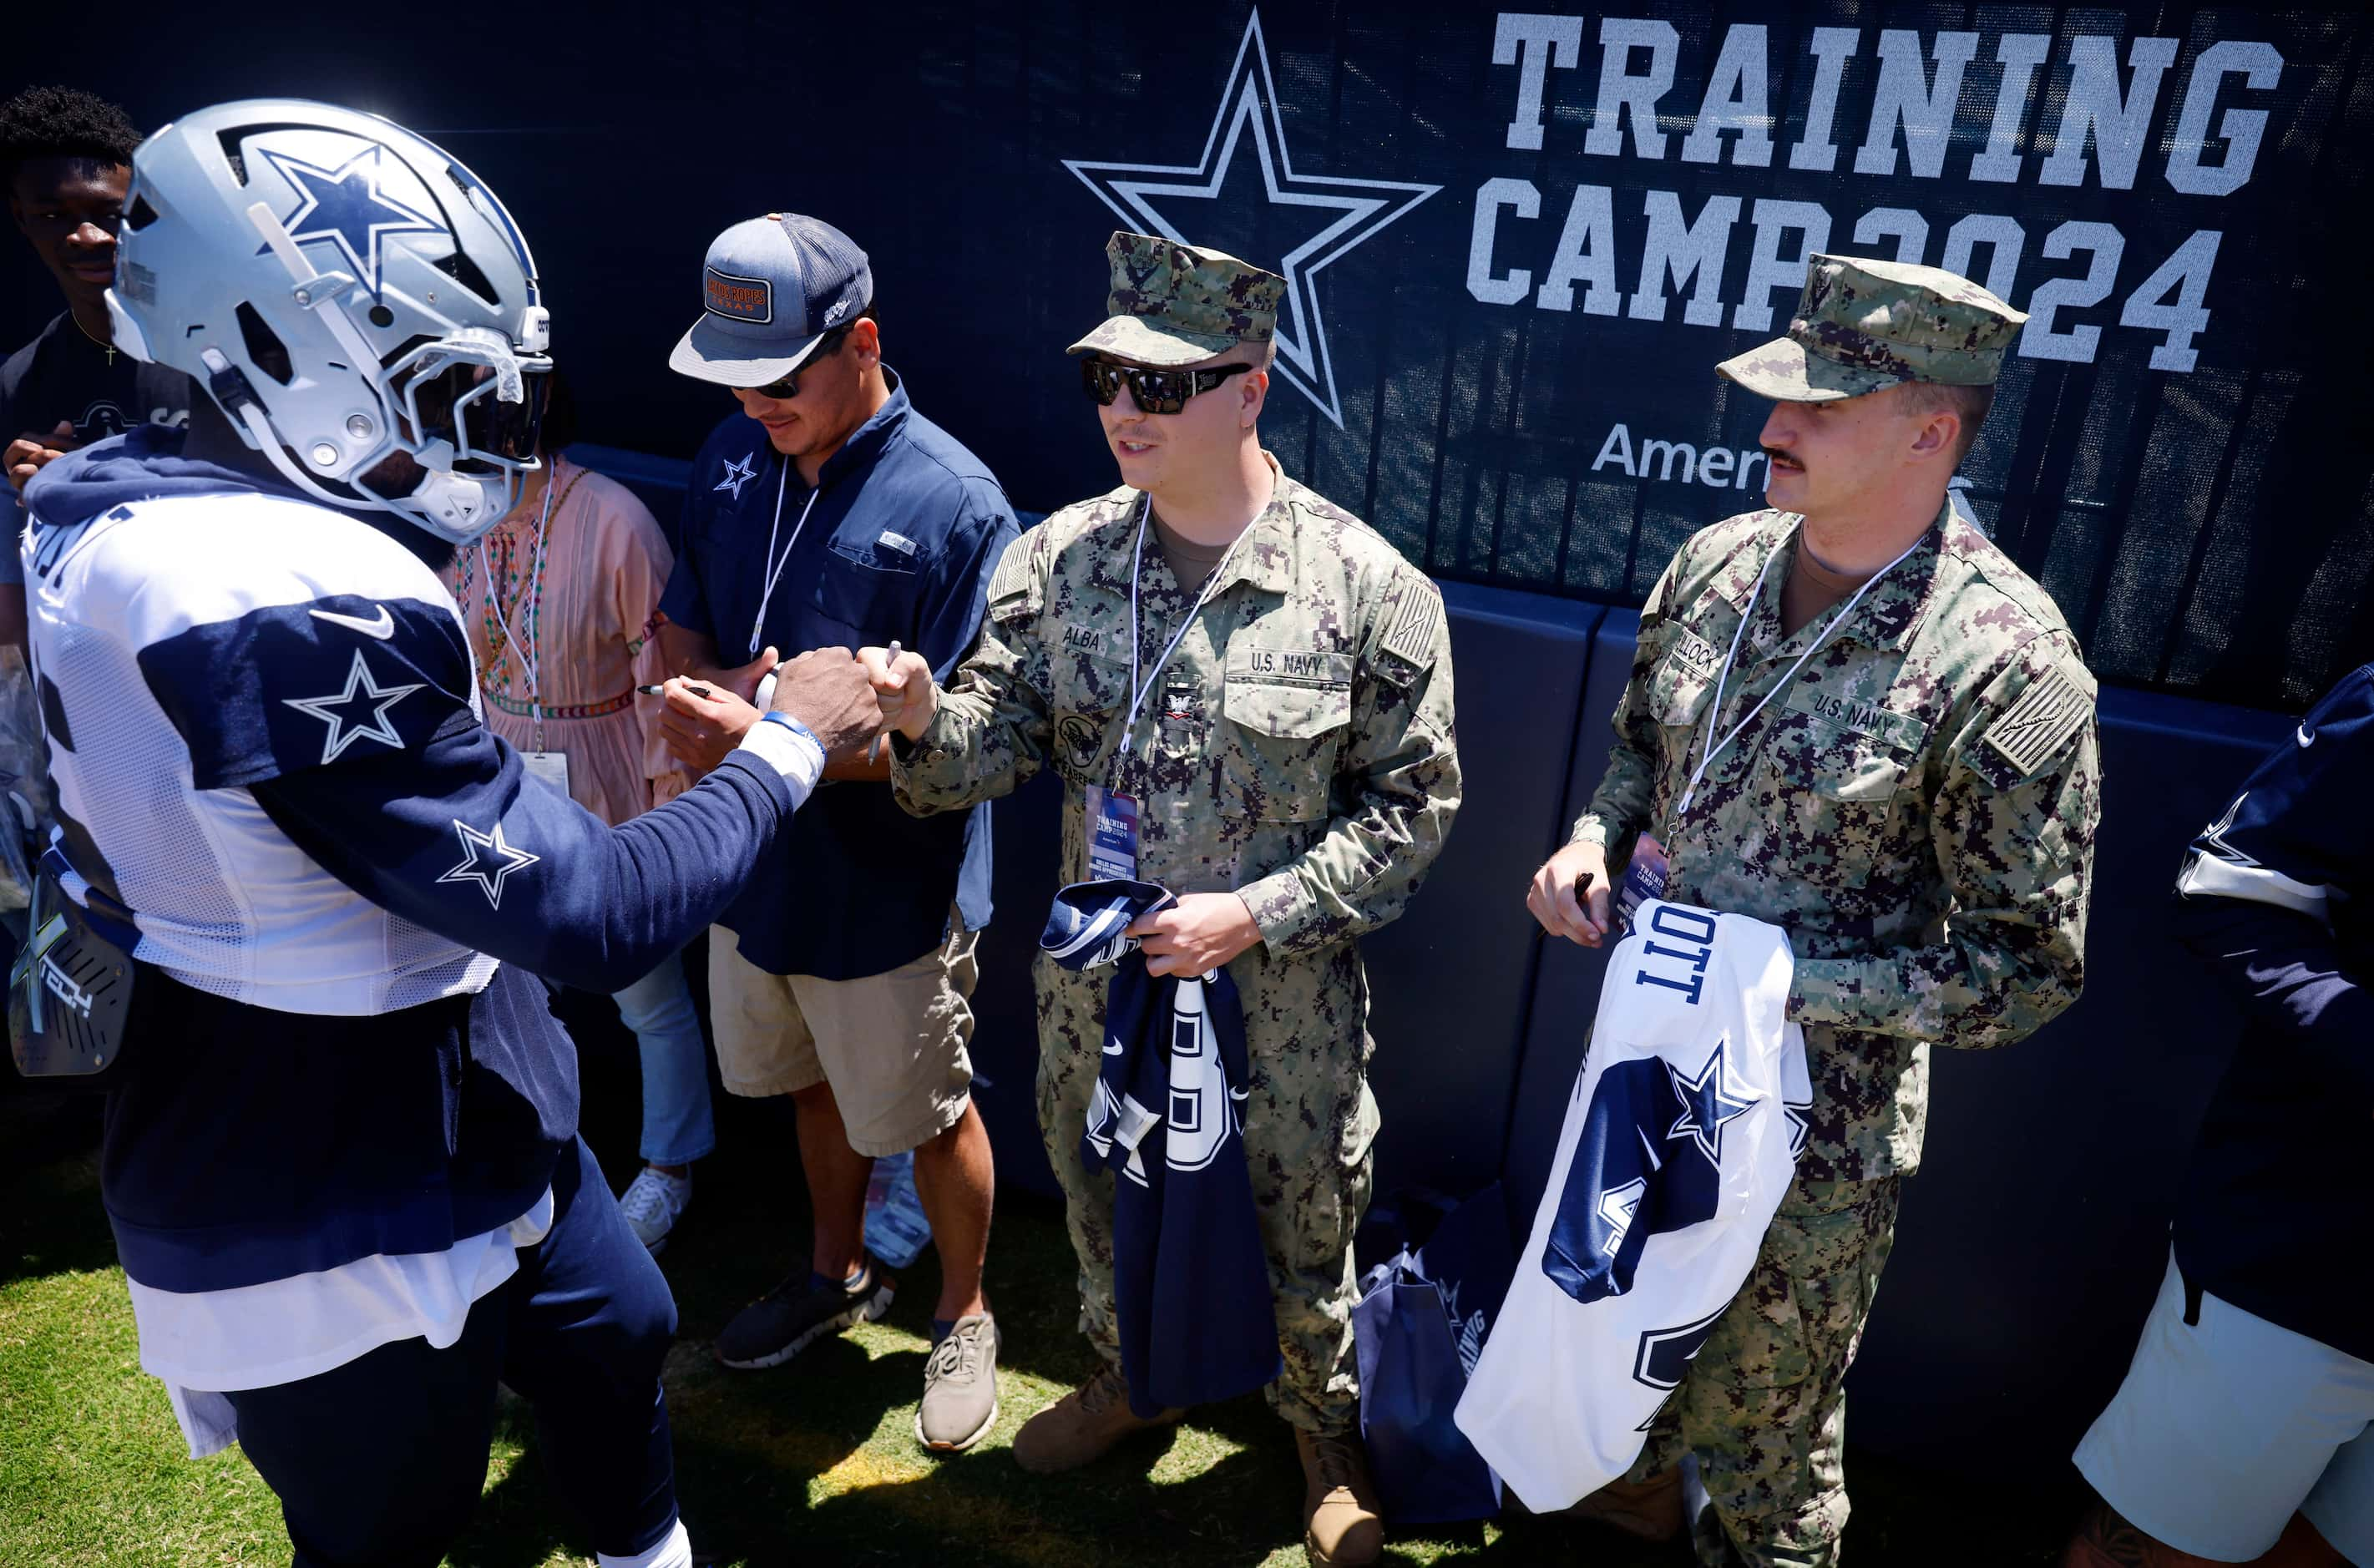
top-left (1760, 446), bottom-right (1803, 470)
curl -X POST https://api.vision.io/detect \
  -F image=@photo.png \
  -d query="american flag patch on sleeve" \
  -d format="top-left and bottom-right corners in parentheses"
top-left (1980, 666), bottom-right (2091, 777)
top-left (1380, 584), bottom-right (1443, 671)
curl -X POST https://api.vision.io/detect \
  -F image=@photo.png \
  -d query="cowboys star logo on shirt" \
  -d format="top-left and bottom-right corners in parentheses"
top-left (281, 650), bottom-right (424, 764)
top-left (715, 452), bottom-right (758, 501)
top-left (437, 819), bottom-right (539, 909)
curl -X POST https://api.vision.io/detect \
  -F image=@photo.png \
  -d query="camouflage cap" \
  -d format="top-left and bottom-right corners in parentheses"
top-left (1066, 231), bottom-right (1284, 367)
top-left (1716, 253), bottom-right (2029, 403)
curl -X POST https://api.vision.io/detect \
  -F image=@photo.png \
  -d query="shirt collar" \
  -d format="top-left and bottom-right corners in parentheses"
top-left (1738, 500), bottom-right (1949, 657)
top-left (1201, 452), bottom-right (1300, 598)
top-left (807, 365), bottom-right (911, 489)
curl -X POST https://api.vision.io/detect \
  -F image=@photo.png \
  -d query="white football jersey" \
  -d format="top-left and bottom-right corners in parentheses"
top-left (1455, 898), bottom-right (1810, 1510)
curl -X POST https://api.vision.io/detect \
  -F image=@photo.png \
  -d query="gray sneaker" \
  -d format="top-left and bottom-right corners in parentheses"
top-left (714, 1259), bottom-right (894, 1370)
top-left (916, 1313), bottom-right (1000, 1452)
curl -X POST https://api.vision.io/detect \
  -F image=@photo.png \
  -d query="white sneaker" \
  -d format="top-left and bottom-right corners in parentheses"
top-left (619, 1166), bottom-right (691, 1254)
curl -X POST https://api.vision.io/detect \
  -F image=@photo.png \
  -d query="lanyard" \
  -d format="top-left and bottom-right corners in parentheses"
top-left (1116, 493), bottom-right (1255, 762)
top-left (476, 464), bottom-right (561, 740)
top-left (1674, 524), bottom-right (1923, 821)
top-left (751, 457), bottom-right (821, 660)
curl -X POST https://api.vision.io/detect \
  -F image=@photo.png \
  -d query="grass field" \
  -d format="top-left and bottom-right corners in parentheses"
top-left (1, 988), bottom-right (2084, 1567)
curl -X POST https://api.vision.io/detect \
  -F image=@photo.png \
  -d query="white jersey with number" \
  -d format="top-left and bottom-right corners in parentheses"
top-left (1455, 899), bottom-right (1810, 1510)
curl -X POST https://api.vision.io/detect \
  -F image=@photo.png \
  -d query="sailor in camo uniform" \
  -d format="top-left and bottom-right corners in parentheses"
top-left (870, 233), bottom-right (1458, 1567)
top-left (1527, 255), bottom-right (2103, 1565)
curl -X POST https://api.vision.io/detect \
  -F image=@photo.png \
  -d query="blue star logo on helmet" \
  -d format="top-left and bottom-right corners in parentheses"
top-left (260, 142), bottom-right (444, 296)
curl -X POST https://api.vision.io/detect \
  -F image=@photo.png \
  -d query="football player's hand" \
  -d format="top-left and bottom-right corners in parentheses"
top-left (1528, 838), bottom-right (1611, 948)
top-left (771, 646), bottom-right (885, 758)
top-left (659, 678), bottom-right (759, 771)
top-left (5, 421), bottom-right (78, 497)
top-left (858, 645), bottom-right (937, 741)
top-left (1126, 893), bottom-right (1263, 979)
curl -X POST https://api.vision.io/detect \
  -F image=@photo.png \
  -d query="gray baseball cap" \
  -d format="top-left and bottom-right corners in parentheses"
top-left (669, 213), bottom-right (873, 387)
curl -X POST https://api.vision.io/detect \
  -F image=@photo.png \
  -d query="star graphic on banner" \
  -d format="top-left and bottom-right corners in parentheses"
top-left (281, 650), bottom-right (424, 764)
top-left (715, 452), bottom-right (758, 501)
top-left (1062, 9), bottom-right (1439, 428)
top-left (1665, 1039), bottom-right (1761, 1168)
top-left (259, 142), bottom-right (444, 295)
top-left (1783, 1097), bottom-right (1812, 1161)
top-left (437, 819), bottom-right (540, 909)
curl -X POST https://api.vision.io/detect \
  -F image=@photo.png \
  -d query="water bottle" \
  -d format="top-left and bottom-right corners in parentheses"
top-left (863, 1149), bottom-right (933, 1269)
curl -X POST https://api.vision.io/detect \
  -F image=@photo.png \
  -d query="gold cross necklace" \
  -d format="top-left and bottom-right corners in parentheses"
top-left (71, 312), bottom-right (116, 367)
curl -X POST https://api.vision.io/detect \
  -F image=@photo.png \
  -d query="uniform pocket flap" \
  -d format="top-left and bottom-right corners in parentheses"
top-left (1224, 676), bottom-right (1352, 738)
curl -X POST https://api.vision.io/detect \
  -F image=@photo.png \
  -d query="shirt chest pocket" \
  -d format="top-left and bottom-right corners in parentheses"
top-left (1648, 643), bottom-right (1719, 766)
top-left (1774, 721), bottom-right (1921, 875)
top-left (1219, 673), bottom-right (1352, 822)
top-left (809, 538), bottom-right (920, 644)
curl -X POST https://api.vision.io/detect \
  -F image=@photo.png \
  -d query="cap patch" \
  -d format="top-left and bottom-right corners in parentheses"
top-left (705, 266), bottom-right (772, 325)
top-left (1980, 666), bottom-right (2090, 778)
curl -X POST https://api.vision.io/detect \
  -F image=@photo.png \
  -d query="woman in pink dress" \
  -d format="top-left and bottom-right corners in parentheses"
top-left (443, 376), bottom-right (709, 1253)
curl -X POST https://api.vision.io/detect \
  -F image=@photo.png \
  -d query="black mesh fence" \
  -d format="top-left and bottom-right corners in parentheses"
top-left (9, 1), bottom-right (2370, 709)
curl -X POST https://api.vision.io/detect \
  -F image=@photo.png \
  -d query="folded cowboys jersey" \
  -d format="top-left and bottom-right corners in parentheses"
top-left (1456, 900), bottom-right (1810, 1511)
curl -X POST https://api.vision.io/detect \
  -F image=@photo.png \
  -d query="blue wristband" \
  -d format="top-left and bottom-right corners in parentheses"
top-left (757, 711), bottom-right (822, 751)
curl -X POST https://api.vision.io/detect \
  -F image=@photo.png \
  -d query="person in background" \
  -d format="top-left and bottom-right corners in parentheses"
top-left (2, 85), bottom-right (190, 646)
top-left (441, 370), bottom-right (711, 1253)
top-left (2065, 665), bottom-right (2371, 1568)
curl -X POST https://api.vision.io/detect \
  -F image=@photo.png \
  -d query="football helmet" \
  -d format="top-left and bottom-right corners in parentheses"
top-left (104, 99), bottom-right (551, 544)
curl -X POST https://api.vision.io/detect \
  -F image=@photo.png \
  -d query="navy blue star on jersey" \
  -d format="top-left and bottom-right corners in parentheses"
top-left (1664, 1040), bottom-right (1759, 1166)
top-left (281, 648), bottom-right (425, 764)
top-left (437, 819), bottom-right (541, 909)
top-left (260, 143), bottom-right (443, 295)
top-left (1542, 1042), bottom-right (1761, 1307)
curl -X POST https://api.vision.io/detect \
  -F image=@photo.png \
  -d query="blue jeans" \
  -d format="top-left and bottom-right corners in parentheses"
top-left (613, 951), bottom-right (713, 1167)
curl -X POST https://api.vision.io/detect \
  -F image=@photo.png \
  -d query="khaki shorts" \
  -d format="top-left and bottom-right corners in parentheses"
top-left (707, 914), bottom-right (978, 1158)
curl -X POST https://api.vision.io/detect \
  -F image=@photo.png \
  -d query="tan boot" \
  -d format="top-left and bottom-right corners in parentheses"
top-left (1297, 1429), bottom-right (1384, 1567)
top-left (1567, 1466), bottom-right (1684, 1542)
top-left (1010, 1362), bottom-right (1182, 1474)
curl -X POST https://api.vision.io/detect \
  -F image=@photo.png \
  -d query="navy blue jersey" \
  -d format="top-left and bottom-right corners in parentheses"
top-left (661, 371), bottom-right (1015, 979)
top-left (2170, 664), bottom-right (2372, 1360)
top-left (21, 427), bottom-right (812, 1294)
top-left (1043, 880), bottom-right (1280, 1416)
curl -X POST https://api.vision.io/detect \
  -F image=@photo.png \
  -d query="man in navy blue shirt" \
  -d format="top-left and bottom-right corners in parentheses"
top-left (2066, 665), bottom-right (2373, 1568)
top-left (655, 212), bottom-right (1018, 1451)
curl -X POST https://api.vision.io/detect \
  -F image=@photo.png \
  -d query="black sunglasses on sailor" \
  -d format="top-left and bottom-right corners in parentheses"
top-left (743, 325), bottom-right (854, 401)
top-left (1079, 356), bottom-right (1253, 415)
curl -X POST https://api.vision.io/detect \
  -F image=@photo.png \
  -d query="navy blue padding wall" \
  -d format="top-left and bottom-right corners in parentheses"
top-left (581, 445), bottom-right (2303, 1466)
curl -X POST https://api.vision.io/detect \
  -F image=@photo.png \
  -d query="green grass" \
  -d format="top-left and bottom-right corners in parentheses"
top-left (1, 997), bottom-right (2081, 1566)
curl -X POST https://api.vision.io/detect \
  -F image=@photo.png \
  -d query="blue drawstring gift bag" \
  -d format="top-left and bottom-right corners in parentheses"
top-left (1353, 1182), bottom-right (1515, 1525)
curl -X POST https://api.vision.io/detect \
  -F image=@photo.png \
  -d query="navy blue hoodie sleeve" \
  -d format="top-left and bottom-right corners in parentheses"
top-left (2171, 665), bottom-right (2371, 1094)
top-left (251, 716), bottom-right (796, 991)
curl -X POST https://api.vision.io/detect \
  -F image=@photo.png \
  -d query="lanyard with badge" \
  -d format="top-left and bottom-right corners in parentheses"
top-left (749, 456), bottom-right (823, 660)
top-left (477, 466), bottom-right (569, 794)
top-left (1615, 523), bottom-right (1922, 931)
top-left (1084, 493), bottom-right (1254, 881)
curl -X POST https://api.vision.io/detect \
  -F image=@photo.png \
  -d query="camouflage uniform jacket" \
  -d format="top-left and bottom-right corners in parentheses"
top-left (1576, 499), bottom-right (2101, 1181)
top-left (892, 461), bottom-right (1460, 964)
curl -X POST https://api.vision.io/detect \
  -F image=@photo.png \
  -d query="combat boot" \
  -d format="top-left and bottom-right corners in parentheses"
top-left (1567, 1465), bottom-right (1684, 1541)
top-left (1010, 1362), bottom-right (1182, 1474)
top-left (1297, 1428), bottom-right (1384, 1566)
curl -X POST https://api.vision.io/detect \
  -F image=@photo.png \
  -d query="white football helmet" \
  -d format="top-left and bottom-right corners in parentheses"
top-left (104, 99), bottom-right (551, 544)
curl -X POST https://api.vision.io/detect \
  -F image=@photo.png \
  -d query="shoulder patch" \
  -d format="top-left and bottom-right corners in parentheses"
top-left (1979, 665), bottom-right (2091, 779)
top-left (1375, 579), bottom-right (1444, 685)
top-left (985, 532), bottom-right (1042, 625)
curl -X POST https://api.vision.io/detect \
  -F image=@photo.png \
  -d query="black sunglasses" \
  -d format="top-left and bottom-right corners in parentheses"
top-left (1078, 357), bottom-right (1253, 415)
top-left (745, 326), bottom-right (853, 401)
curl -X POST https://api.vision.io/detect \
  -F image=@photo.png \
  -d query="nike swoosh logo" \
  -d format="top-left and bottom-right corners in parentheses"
top-left (2298, 725), bottom-right (2316, 748)
top-left (311, 604), bottom-right (395, 640)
